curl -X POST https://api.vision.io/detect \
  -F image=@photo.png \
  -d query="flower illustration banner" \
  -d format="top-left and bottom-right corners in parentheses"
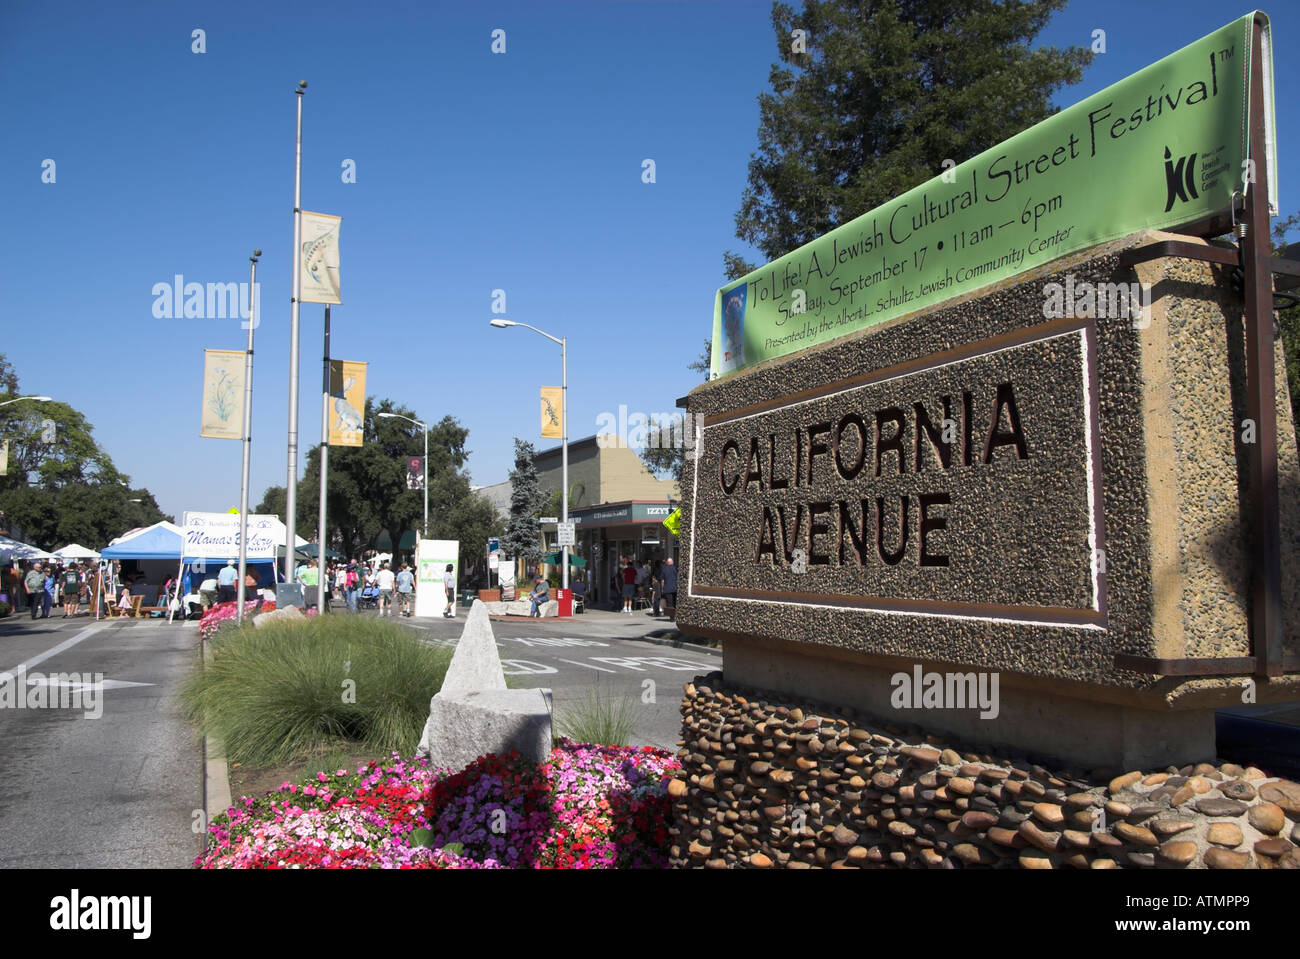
top-left (711, 12), bottom-right (1275, 378)
top-left (201, 349), bottom-right (245, 439)
top-left (300, 211), bottom-right (342, 305)
top-left (328, 359), bottom-right (366, 447)
top-left (540, 386), bottom-right (563, 438)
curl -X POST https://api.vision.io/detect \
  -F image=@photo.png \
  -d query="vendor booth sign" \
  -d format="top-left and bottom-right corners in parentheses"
top-left (416, 539), bottom-right (459, 618)
top-left (182, 511), bottom-right (279, 561)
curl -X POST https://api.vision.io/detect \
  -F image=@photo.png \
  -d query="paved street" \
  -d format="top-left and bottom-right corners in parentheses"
top-left (0, 606), bottom-right (712, 869)
top-left (398, 608), bottom-right (718, 750)
top-left (0, 614), bottom-right (203, 869)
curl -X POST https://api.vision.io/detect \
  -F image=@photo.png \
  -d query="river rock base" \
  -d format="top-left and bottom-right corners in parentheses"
top-left (669, 672), bottom-right (1300, 869)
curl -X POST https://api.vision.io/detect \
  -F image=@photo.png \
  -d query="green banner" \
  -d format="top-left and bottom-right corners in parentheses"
top-left (712, 12), bottom-right (1276, 378)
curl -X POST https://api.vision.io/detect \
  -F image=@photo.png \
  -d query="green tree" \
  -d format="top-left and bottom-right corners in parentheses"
top-left (0, 354), bottom-right (167, 547)
top-left (500, 438), bottom-right (544, 564)
top-left (266, 399), bottom-right (500, 572)
top-left (1272, 212), bottom-right (1300, 436)
top-left (727, 0), bottom-right (1094, 277)
top-left (640, 340), bottom-right (711, 486)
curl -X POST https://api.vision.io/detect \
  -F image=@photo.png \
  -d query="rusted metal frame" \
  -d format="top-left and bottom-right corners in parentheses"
top-left (1117, 241), bottom-right (1239, 270)
top-left (1118, 239), bottom-right (1300, 279)
top-left (1115, 21), bottom-right (1286, 680)
top-left (1241, 17), bottom-right (1284, 677)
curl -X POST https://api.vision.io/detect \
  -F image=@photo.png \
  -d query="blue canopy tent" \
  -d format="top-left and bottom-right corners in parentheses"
top-left (101, 521), bottom-right (281, 619)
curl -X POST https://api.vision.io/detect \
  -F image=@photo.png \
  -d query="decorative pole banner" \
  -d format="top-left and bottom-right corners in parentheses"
top-left (328, 359), bottom-right (366, 447)
top-left (200, 349), bottom-right (246, 439)
top-left (540, 386), bottom-right (563, 438)
top-left (406, 456), bottom-right (426, 490)
top-left (0, 439), bottom-right (7, 476)
top-left (300, 211), bottom-right (342, 305)
top-left (711, 12), bottom-right (1276, 378)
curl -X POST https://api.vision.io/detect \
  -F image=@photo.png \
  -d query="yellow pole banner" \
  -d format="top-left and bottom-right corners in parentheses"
top-left (540, 386), bottom-right (563, 438)
top-left (300, 211), bottom-right (342, 305)
top-left (328, 359), bottom-right (366, 447)
top-left (201, 349), bottom-right (246, 439)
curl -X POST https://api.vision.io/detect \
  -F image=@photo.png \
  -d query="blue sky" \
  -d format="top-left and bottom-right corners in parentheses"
top-left (1, 0), bottom-right (1295, 526)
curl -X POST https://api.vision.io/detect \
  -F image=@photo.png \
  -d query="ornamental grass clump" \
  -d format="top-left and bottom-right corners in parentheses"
top-left (555, 686), bottom-right (640, 747)
top-left (181, 615), bottom-right (451, 766)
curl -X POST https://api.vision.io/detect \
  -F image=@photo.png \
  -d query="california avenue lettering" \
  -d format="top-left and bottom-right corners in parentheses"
top-left (723, 380), bottom-right (1023, 569)
top-left (711, 13), bottom-right (1275, 377)
top-left (691, 321), bottom-right (1105, 625)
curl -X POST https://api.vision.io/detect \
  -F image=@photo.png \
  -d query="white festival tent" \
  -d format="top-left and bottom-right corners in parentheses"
top-left (53, 543), bottom-right (101, 560)
top-left (0, 535), bottom-right (52, 563)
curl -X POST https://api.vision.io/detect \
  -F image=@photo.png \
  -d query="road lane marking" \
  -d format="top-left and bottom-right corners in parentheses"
top-left (25, 678), bottom-right (155, 690)
top-left (557, 658), bottom-right (617, 673)
top-left (502, 637), bottom-right (610, 648)
top-left (1, 624), bottom-right (109, 676)
top-left (500, 660), bottom-right (559, 675)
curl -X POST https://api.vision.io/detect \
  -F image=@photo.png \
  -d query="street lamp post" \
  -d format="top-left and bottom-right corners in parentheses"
top-left (237, 250), bottom-right (261, 624)
top-left (377, 412), bottom-right (428, 539)
top-left (0, 395), bottom-right (53, 409)
top-left (284, 80), bottom-right (307, 586)
top-left (489, 319), bottom-right (568, 591)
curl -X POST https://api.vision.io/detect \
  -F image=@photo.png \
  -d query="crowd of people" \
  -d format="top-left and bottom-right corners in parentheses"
top-left (7, 551), bottom-right (681, 622)
top-left (610, 555), bottom-right (677, 617)
top-left (6, 560), bottom-right (93, 619)
top-left (289, 556), bottom-right (456, 619)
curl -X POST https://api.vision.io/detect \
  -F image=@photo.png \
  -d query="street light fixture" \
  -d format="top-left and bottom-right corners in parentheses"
top-left (378, 412), bottom-right (429, 538)
top-left (0, 395), bottom-right (53, 408)
top-left (489, 318), bottom-right (569, 591)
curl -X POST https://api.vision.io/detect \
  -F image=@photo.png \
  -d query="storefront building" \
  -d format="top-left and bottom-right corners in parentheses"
top-left (479, 434), bottom-right (680, 604)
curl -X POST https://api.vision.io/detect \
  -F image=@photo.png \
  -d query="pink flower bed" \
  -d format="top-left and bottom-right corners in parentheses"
top-left (196, 740), bottom-right (679, 869)
top-left (198, 598), bottom-right (317, 641)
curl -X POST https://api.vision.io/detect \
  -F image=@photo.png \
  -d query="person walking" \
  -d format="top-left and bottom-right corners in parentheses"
top-left (61, 563), bottom-right (82, 618)
top-left (25, 562), bottom-right (44, 619)
top-left (8, 564), bottom-right (25, 613)
top-left (217, 560), bottom-right (238, 603)
top-left (375, 562), bottom-right (395, 617)
top-left (345, 561), bottom-right (360, 612)
top-left (621, 558), bottom-right (637, 614)
top-left (443, 564), bottom-right (456, 618)
top-left (650, 560), bottom-right (663, 616)
top-left (41, 566), bottom-right (56, 619)
top-left (301, 558), bottom-right (320, 610)
top-left (395, 563), bottom-right (415, 617)
top-left (661, 557), bottom-right (678, 620)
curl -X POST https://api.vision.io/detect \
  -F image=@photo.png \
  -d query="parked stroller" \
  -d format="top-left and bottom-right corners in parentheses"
top-left (358, 584), bottom-right (380, 609)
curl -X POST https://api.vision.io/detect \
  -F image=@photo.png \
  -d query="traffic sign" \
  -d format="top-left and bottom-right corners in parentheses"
top-left (556, 522), bottom-right (575, 546)
top-left (539, 516), bottom-right (558, 524)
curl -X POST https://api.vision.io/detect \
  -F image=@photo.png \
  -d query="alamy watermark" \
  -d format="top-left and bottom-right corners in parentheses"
top-left (595, 405), bottom-right (701, 459)
top-left (1, 668), bottom-right (104, 719)
top-left (1042, 273), bottom-right (1150, 327)
top-left (152, 274), bottom-right (261, 327)
top-left (890, 664), bottom-right (999, 719)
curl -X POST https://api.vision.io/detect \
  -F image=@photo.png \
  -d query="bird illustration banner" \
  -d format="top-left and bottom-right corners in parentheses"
top-left (710, 12), bottom-right (1276, 378)
top-left (200, 349), bottom-right (245, 439)
top-left (540, 386), bottom-right (563, 438)
top-left (300, 211), bottom-right (342, 305)
top-left (328, 360), bottom-right (366, 447)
